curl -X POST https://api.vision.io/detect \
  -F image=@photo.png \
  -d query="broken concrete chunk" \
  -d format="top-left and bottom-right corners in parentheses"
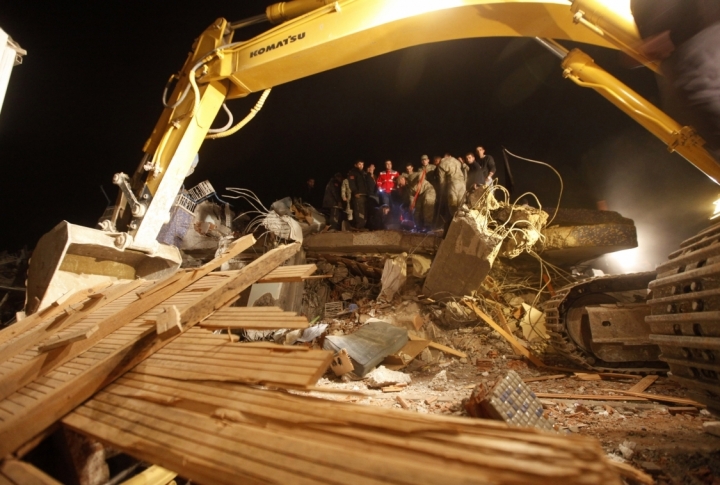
top-left (520, 303), bottom-right (548, 342)
top-left (703, 421), bottom-right (720, 438)
top-left (323, 321), bottom-right (408, 377)
top-left (365, 366), bottom-right (412, 388)
top-left (330, 349), bottom-right (354, 376)
top-left (410, 255), bottom-right (432, 277)
top-left (462, 370), bottom-right (555, 431)
top-left (430, 369), bottom-right (448, 391)
top-left (423, 213), bottom-right (503, 298)
top-left (618, 441), bottom-right (636, 460)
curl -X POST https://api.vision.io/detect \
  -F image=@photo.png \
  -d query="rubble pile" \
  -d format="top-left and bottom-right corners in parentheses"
top-left (0, 249), bottom-right (27, 327)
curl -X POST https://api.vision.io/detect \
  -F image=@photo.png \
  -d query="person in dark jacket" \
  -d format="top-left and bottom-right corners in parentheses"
top-left (347, 160), bottom-right (371, 229)
top-left (475, 146), bottom-right (496, 185)
top-left (464, 153), bottom-right (485, 191)
top-left (631, 0), bottom-right (720, 159)
top-left (322, 173), bottom-right (344, 230)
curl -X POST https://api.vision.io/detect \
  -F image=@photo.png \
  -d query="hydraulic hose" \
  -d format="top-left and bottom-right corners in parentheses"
top-left (207, 104), bottom-right (234, 133)
top-left (205, 89), bottom-right (272, 139)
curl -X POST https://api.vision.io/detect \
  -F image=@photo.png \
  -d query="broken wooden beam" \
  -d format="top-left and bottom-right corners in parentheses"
top-left (37, 325), bottom-right (99, 353)
top-left (198, 307), bottom-right (308, 331)
top-left (63, 373), bottom-right (626, 485)
top-left (466, 301), bottom-right (546, 368)
top-left (0, 241), bottom-right (300, 457)
top-left (0, 236), bottom-right (257, 403)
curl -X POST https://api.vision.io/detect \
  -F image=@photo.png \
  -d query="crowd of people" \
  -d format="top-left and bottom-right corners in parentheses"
top-left (305, 146), bottom-right (497, 233)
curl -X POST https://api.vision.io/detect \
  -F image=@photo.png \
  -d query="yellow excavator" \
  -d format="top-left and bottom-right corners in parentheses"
top-left (26, 0), bottom-right (720, 406)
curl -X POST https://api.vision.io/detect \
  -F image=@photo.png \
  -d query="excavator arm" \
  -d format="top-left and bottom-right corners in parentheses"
top-left (27, 0), bottom-right (720, 313)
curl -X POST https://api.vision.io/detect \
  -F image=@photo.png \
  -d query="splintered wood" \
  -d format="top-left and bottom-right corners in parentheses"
top-left (0, 458), bottom-right (61, 485)
top-left (64, 373), bottom-right (624, 485)
top-left (0, 239), bottom-right (310, 457)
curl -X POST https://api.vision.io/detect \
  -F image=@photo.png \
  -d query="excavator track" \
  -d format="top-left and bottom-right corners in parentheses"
top-left (545, 272), bottom-right (667, 374)
top-left (647, 221), bottom-right (720, 411)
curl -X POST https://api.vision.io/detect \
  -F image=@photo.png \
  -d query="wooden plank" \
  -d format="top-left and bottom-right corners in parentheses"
top-left (37, 325), bottom-right (99, 353)
top-left (179, 243), bottom-right (301, 327)
top-left (0, 281), bottom-right (142, 363)
top-left (0, 281), bottom-right (114, 346)
top-left (63, 410), bottom-right (270, 485)
top-left (146, 352), bottom-right (329, 373)
top-left (199, 320), bottom-right (308, 330)
top-left (523, 374), bottom-right (568, 383)
top-left (534, 393), bottom-right (648, 402)
top-left (0, 237), bottom-right (257, 403)
top-left (257, 264), bottom-right (317, 283)
top-left (627, 375), bottom-right (658, 393)
top-left (428, 342), bottom-right (466, 359)
top-left (61, 377), bottom-right (626, 485)
top-left (0, 458), bottom-right (61, 485)
top-left (0, 241), bottom-right (298, 456)
top-left (465, 302), bottom-right (546, 368)
top-left (601, 389), bottom-right (706, 407)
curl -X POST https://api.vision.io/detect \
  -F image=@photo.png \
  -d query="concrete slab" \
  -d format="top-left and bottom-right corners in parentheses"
top-left (540, 222), bottom-right (638, 267)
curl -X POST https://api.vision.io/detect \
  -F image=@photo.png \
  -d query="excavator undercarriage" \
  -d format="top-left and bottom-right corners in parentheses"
top-left (545, 272), bottom-right (667, 374)
top-left (545, 222), bottom-right (720, 410)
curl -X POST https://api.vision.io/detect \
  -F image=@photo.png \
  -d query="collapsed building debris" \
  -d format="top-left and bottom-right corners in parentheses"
top-left (423, 186), bottom-right (548, 299)
top-left (0, 232), bottom-right (643, 485)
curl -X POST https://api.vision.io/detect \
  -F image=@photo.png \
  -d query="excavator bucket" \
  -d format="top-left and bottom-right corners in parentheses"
top-left (25, 221), bottom-right (181, 314)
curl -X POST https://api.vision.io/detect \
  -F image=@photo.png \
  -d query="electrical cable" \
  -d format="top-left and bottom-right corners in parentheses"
top-left (503, 148), bottom-right (564, 225)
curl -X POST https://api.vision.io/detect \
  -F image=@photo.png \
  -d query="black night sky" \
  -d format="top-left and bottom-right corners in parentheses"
top-left (1, 1), bottom-right (718, 273)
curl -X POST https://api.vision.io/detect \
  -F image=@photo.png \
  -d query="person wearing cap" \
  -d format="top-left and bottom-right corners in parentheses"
top-left (407, 167), bottom-right (436, 232)
top-left (376, 160), bottom-right (399, 207)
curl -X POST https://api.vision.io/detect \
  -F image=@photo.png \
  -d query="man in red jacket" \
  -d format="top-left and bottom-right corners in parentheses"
top-left (376, 160), bottom-right (399, 207)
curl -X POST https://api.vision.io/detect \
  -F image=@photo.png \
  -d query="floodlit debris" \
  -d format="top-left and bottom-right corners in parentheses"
top-left (378, 253), bottom-right (407, 302)
top-left (365, 366), bottom-right (412, 388)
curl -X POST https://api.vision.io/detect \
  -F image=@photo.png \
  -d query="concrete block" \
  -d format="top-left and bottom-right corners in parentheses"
top-left (422, 213), bottom-right (503, 298)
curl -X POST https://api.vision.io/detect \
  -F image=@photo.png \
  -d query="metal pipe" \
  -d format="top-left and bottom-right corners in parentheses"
top-left (266, 0), bottom-right (336, 24)
top-left (534, 37), bottom-right (568, 59)
top-left (570, 0), bottom-right (660, 74)
top-left (228, 14), bottom-right (269, 31)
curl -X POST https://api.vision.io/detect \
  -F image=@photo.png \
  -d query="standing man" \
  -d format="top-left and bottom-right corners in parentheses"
top-left (322, 173), bottom-right (344, 230)
top-left (403, 162), bottom-right (416, 180)
top-left (408, 168), bottom-right (436, 232)
top-left (376, 160), bottom-right (399, 207)
top-left (475, 146), bottom-right (496, 186)
top-left (464, 153), bottom-right (485, 192)
top-left (366, 163), bottom-right (377, 183)
top-left (421, 154), bottom-right (438, 190)
top-left (348, 160), bottom-right (371, 229)
top-left (437, 155), bottom-right (466, 221)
